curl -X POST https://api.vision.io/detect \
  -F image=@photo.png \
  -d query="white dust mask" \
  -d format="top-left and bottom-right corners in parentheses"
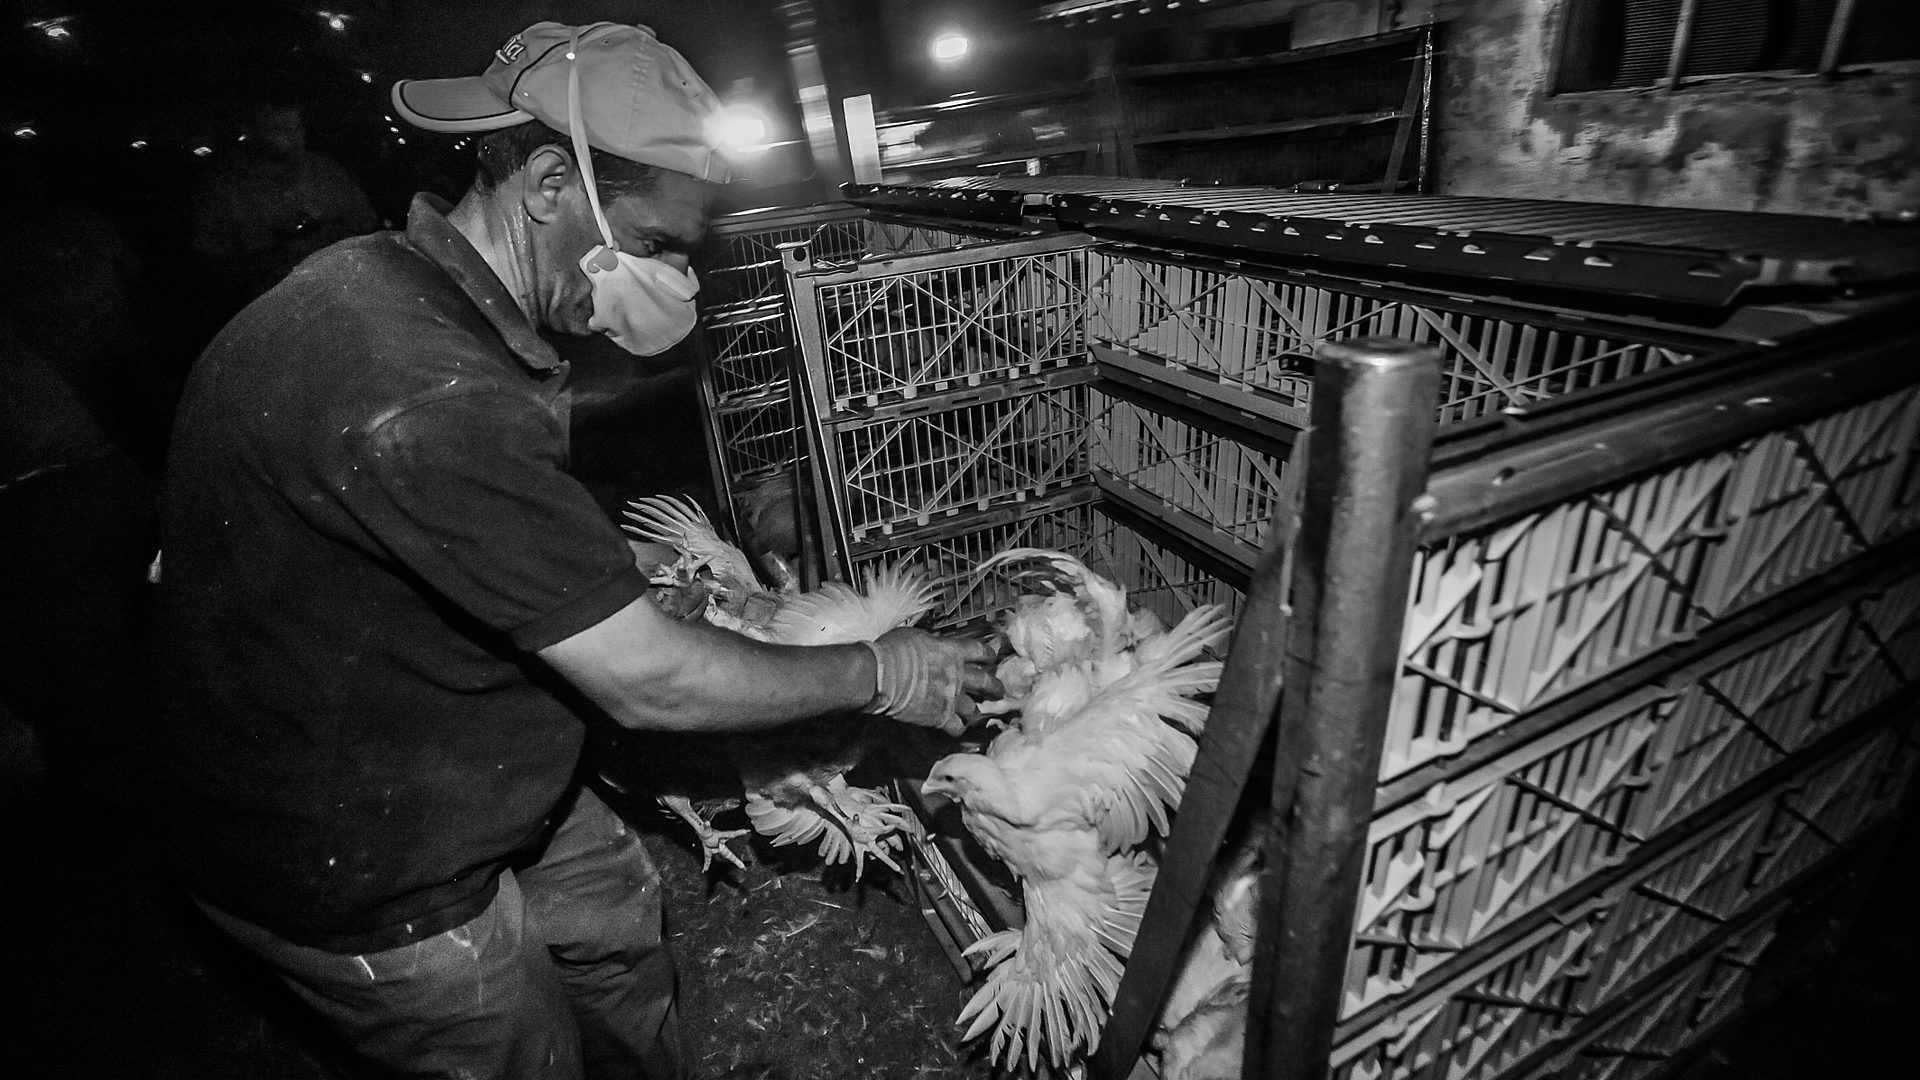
top-left (565, 29), bottom-right (700, 357)
top-left (579, 246), bottom-right (699, 356)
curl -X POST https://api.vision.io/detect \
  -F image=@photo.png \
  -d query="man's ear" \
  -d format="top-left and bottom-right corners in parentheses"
top-left (519, 143), bottom-right (576, 225)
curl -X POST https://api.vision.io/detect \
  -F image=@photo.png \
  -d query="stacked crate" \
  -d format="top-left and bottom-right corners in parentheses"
top-left (691, 190), bottom-right (1920, 1078)
top-left (691, 203), bottom-right (1026, 541)
top-left (1331, 362), bottom-right (1920, 1080)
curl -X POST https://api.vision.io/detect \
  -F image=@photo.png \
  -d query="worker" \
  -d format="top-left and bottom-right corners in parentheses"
top-left (150, 22), bottom-right (999, 1080)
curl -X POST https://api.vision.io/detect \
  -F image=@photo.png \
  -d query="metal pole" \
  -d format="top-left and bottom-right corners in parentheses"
top-left (1245, 337), bottom-right (1440, 1080)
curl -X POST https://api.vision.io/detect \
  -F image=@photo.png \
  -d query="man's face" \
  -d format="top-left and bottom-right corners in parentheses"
top-left (538, 168), bottom-right (711, 340)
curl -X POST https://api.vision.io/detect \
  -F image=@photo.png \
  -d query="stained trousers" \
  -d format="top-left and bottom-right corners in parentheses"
top-left (197, 785), bottom-right (682, 1080)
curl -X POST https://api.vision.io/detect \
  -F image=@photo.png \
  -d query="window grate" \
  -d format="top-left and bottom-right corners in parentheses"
top-left (1557, 0), bottom-right (1918, 93)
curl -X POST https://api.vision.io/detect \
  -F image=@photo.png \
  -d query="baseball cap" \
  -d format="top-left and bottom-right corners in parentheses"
top-left (392, 21), bottom-right (729, 182)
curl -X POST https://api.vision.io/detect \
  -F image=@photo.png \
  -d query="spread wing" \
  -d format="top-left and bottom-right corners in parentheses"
top-left (622, 494), bottom-right (762, 595)
top-left (992, 604), bottom-right (1228, 850)
top-left (761, 562), bottom-right (938, 646)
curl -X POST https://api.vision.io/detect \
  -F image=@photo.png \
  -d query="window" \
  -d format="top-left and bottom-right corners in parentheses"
top-left (1555, 0), bottom-right (1920, 93)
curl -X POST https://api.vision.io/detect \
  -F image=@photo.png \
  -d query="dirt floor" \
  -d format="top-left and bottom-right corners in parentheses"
top-left (591, 730), bottom-right (993, 1080)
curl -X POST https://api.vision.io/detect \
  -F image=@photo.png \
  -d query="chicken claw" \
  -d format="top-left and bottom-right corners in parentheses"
top-left (657, 793), bottom-right (750, 873)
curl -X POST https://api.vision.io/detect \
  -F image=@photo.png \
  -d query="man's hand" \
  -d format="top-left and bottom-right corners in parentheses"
top-left (860, 627), bottom-right (1004, 736)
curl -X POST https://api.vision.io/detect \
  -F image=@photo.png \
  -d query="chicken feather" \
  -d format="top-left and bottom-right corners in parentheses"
top-left (924, 600), bottom-right (1227, 1072)
top-left (622, 495), bottom-right (934, 877)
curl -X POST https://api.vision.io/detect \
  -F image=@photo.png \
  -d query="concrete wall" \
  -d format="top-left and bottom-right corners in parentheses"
top-left (1396, 0), bottom-right (1920, 217)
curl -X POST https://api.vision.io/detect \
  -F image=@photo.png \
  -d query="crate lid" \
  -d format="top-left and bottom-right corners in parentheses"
top-left (843, 177), bottom-right (1920, 306)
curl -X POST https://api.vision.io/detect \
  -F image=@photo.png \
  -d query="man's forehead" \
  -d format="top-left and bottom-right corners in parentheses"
top-left (607, 174), bottom-right (713, 243)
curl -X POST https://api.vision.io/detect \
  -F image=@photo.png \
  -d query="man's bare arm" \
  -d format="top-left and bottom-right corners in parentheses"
top-left (539, 594), bottom-right (877, 732)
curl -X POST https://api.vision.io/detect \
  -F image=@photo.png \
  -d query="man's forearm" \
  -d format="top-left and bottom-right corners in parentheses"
top-left (540, 595), bottom-right (877, 732)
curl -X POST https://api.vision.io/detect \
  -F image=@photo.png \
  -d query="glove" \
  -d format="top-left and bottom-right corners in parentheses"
top-left (860, 627), bottom-right (1004, 736)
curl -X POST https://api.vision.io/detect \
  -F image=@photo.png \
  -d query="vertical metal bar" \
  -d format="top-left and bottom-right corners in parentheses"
top-left (1382, 42), bottom-right (1425, 194)
top-left (1088, 429), bottom-right (1311, 1080)
top-left (1416, 26), bottom-right (1436, 194)
top-left (1665, 0), bottom-right (1701, 90)
top-left (781, 242), bottom-right (854, 584)
top-left (689, 319), bottom-right (743, 540)
top-left (1819, 0), bottom-right (1860, 73)
top-left (1245, 338), bottom-right (1442, 1080)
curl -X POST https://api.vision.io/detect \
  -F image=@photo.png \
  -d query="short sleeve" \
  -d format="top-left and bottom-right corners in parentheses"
top-left (335, 388), bottom-right (648, 652)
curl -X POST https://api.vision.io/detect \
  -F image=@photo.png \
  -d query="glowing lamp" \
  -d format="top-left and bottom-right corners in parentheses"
top-left (931, 33), bottom-right (970, 62)
top-left (709, 106), bottom-right (772, 154)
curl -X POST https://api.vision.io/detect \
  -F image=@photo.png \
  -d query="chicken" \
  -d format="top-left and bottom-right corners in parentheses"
top-left (1154, 814), bottom-right (1265, 1079)
top-left (623, 494), bottom-right (791, 634)
top-left (922, 600), bottom-right (1230, 1072)
top-left (973, 547), bottom-right (1170, 726)
top-left (1154, 976), bottom-right (1250, 1080)
top-left (622, 494), bottom-right (936, 877)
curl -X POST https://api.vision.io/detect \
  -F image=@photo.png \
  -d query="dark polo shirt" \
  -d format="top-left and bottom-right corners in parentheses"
top-left (156, 194), bottom-right (649, 953)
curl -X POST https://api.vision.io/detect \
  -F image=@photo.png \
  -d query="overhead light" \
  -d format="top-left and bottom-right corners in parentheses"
top-left (30, 17), bottom-right (72, 40)
top-left (317, 11), bottom-right (350, 33)
top-left (358, 71), bottom-right (374, 84)
top-left (12, 125), bottom-right (37, 139)
top-left (131, 139), bottom-right (149, 149)
top-left (931, 33), bottom-right (970, 62)
top-left (192, 146), bottom-right (213, 157)
top-left (709, 106), bottom-right (771, 155)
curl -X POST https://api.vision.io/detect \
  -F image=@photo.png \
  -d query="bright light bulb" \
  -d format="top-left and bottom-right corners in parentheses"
top-left (931, 33), bottom-right (970, 62)
top-left (709, 106), bottom-right (771, 154)
top-left (12, 125), bottom-right (37, 139)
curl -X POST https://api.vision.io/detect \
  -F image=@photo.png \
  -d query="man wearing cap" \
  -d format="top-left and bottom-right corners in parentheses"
top-left (153, 22), bottom-right (995, 1080)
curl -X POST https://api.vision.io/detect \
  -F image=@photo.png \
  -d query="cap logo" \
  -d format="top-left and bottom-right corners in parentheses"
top-left (495, 34), bottom-right (526, 66)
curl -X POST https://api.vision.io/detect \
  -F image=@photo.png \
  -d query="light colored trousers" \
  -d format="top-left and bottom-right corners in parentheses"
top-left (198, 784), bottom-right (682, 1079)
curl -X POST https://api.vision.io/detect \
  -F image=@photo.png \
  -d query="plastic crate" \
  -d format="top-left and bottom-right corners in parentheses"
top-left (1520, 914), bottom-right (1782, 1080)
top-left (823, 378), bottom-right (1094, 545)
top-left (701, 310), bottom-right (793, 405)
top-left (1352, 559), bottom-right (1920, 1015)
top-left (848, 491), bottom-right (1102, 628)
top-left (1388, 383), bottom-right (1920, 782)
top-left (1086, 250), bottom-right (1709, 429)
top-left (1332, 716), bottom-right (1915, 1078)
top-left (1083, 503), bottom-right (1249, 631)
top-left (1090, 385), bottom-right (1289, 552)
top-left (709, 392), bottom-right (801, 482)
top-left (790, 234), bottom-right (1092, 412)
top-left (697, 206), bottom-right (1037, 538)
top-left (698, 208), bottom-right (872, 317)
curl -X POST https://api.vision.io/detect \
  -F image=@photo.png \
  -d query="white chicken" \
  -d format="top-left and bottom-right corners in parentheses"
top-left (1153, 816), bottom-right (1265, 1080)
top-left (974, 548), bottom-right (1171, 730)
top-left (622, 494), bottom-right (935, 877)
top-left (922, 598), bottom-right (1230, 1072)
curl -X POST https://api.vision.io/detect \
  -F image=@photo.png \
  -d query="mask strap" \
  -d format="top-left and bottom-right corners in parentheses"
top-left (566, 29), bottom-right (617, 252)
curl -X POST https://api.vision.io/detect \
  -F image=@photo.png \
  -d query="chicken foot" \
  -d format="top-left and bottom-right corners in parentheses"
top-left (656, 793), bottom-right (750, 873)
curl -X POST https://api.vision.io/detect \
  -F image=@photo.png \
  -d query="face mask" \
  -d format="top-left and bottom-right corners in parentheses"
top-left (579, 246), bottom-right (699, 356)
top-left (564, 29), bottom-right (700, 357)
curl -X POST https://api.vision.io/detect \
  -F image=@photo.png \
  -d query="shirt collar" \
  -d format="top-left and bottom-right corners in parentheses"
top-left (403, 193), bottom-right (562, 376)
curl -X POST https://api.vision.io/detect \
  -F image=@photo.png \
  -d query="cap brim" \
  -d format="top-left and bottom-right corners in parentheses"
top-left (392, 76), bottom-right (533, 133)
